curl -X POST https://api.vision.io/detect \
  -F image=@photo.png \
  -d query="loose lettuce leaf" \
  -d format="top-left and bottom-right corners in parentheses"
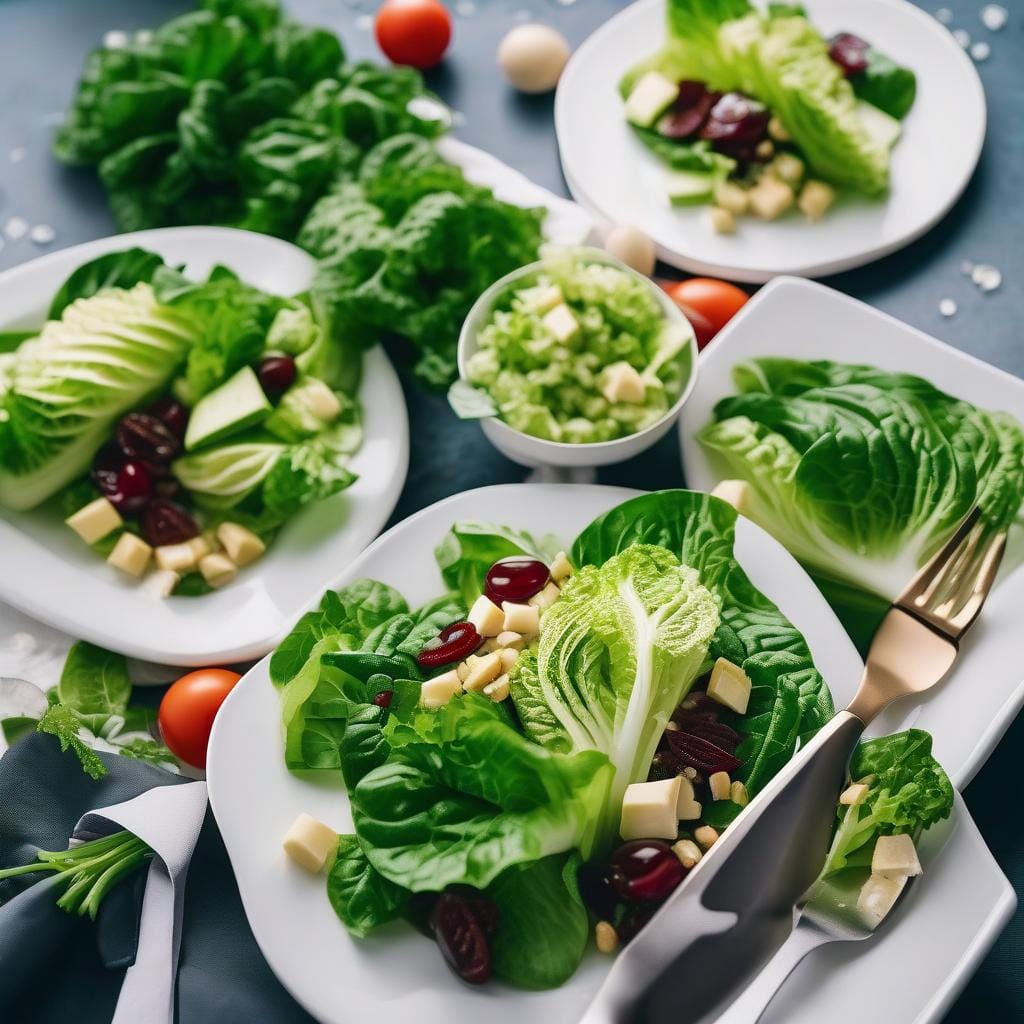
top-left (48, 247), bottom-right (166, 319)
top-left (352, 696), bottom-right (612, 891)
top-left (510, 544), bottom-right (719, 847)
top-left (821, 729), bottom-right (954, 875)
top-left (58, 641), bottom-right (132, 716)
top-left (327, 834), bottom-right (407, 937)
top-left (851, 48), bottom-right (917, 121)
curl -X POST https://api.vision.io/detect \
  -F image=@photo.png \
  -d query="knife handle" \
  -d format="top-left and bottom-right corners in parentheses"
top-left (582, 711), bottom-right (865, 1024)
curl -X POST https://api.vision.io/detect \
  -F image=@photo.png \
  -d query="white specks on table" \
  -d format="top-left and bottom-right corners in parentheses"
top-left (935, 8), bottom-right (954, 25)
top-left (29, 224), bottom-right (55, 246)
top-left (970, 41), bottom-right (991, 62)
top-left (971, 264), bottom-right (1003, 293)
top-left (980, 5), bottom-right (1008, 31)
top-left (102, 28), bottom-right (129, 49)
top-left (939, 298), bottom-right (958, 318)
top-left (4, 217), bottom-right (28, 241)
top-left (952, 27), bottom-right (971, 48)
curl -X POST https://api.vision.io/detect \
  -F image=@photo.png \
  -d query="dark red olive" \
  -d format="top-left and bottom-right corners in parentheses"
top-left (257, 355), bottom-right (297, 400)
top-left (91, 442), bottom-right (125, 494)
top-left (146, 397), bottom-right (190, 439)
top-left (611, 841), bottom-right (685, 903)
top-left (484, 557), bottom-right (550, 606)
top-left (617, 902), bottom-right (657, 944)
top-left (658, 82), bottom-right (720, 140)
top-left (417, 621), bottom-right (483, 669)
top-left (428, 891), bottom-right (492, 985)
top-left (664, 728), bottom-right (742, 776)
top-left (372, 690), bottom-right (394, 709)
top-left (700, 92), bottom-right (770, 156)
top-left (108, 460), bottom-right (153, 514)
top-left (141, 499), bottom-right (199, 547)
top-left (578, 862), bottom-right (621, 920)
top-left (829, 32), bottom-right (870, 76)
top-left (116, 412), bottom-right (181, 465)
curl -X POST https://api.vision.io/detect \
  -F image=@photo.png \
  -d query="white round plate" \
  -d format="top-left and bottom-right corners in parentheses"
top-left (0, 227), bottom-right (409, 666)
top-left (206, 483), bottom-right (1011, 1024)
top-left (555, 0), bottom-right (986, 283)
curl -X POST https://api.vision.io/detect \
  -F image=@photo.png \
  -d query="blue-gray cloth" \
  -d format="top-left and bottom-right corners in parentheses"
top-left (0, 1), bottom-right (1019, 1021)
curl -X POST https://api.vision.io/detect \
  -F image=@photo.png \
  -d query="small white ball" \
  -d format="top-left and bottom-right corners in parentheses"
top-left (498, 24), bottom-right (570, 94)
top-left (603, 224), bottom-right (656, 276)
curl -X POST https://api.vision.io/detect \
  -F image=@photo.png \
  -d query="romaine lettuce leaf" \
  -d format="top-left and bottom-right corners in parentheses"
top-left (328, 834), bottom-right (407, 938)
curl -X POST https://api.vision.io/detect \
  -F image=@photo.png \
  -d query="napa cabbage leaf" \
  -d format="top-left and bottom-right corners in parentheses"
top-left (698, 358), bottom-right (1024, 603)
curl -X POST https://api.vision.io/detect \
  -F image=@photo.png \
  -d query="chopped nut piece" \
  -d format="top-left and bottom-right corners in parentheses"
top-left (503, 601), bottom-right (540, 636)
top-left (694, 825), bottom-right (719, 850)
top-left (683, 766), bottom-right (698, 780)
top-left (768, 115), bottom-right (790, 141)
top-left (66, 497), bottom-right (122, 545)
top-left (672, 839), bottom-right (703, 869)
top-left (708, 206), bottom-right (737, 235)
top-left (186, 534), bottom-right (214, 563)
top-left (748, 175), bottom-right (794, 220)
top-left (107, 533), bottom-right (152, 577)
top-left (550, 550), bottom-right (573, 584)
top-left (216, 522), bottom-right (266, 566)
top-left (495, 630), bottom-right (525, 651)
top-left (483, 674), bottom-right (510, 702)
top-left (420, 670), bottom-right (463, 709)
top-left (707, 658), bottom-right (752, 715)
top-left (771, 153), bottom-right (805, 187)
top-left (755, 139), bottom-right (775, 160)
top-left (797, 180), bottom-right (836, 221)
top-left (621, 777), bottom-right (682, 841)
top-left (872, 834), bottom-right (922, 879)
top-left (199, 552), bottom-right (237, 589)
top-left (282, 813), bottom-right (338, 874)
top-left (462, 651), bottom-right (503, 692)
top-left (676, 775), bottom-right (702, 821)
top-left (730, 781), bottom-right (749, 807)
top-left (839, 782), bottom-right (870, 807)
top-left (154, 543), bottom-right (197, 574)
top-left (595, 920), bottom-right (619, 954)
top-left (456, 660), bottom-right (472, 683)
top-left (709, 771), bottom-right (732, 801)
top-left (713, 180), bottom-right (749, 215)
top-left (528, 581), bottom-right (561, 611)
top-left (468, 594), bottom-right (505, 637)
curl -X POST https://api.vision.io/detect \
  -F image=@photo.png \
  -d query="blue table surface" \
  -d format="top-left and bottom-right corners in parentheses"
top-left (0, 0), bottom-right (1020, 1018)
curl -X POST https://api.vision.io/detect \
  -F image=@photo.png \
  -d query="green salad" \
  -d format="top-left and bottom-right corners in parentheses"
top-left (701, 358), bottom-right (1024, 648)
top-left (451, 250), bottom-right (693, 444)
top-left (619, 0), bottom-right (916, 231)
top-left (0, 247), bottom-right (362, 596)
top-left (270, 490), bottom-right (954, 988)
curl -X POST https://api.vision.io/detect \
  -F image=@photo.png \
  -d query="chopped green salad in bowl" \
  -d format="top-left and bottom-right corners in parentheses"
top-left (450, 248), bottom-right (697, 467)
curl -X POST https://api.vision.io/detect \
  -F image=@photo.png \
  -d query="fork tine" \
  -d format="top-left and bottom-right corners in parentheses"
top-left (914, 520), bottom-right (982, 611)
top-left (944, 529), bottom-right (1007, 633)
top-left (896, 506), bottom-right (982, 607)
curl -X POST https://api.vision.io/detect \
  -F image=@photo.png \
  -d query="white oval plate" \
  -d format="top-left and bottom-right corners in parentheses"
top-left (206, 483), bottom-right (1012, 1024)
top-left (0, 227), bottom-right (409, 666)
top-left (555, 0), bottom-right (985, 283)
top-left (680, 276), bottom-right (1024, 789)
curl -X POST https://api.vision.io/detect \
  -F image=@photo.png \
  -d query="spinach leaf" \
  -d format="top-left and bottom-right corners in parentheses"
top-left (47, 248), bottom-right (166, 319)
top-left (435, 521), bottom-right (562, 607)
top-left (701, 800), bottom-right (745, 829)
top-left (327, 834), bottom-right (407, 937)
top-left (340, 704), bottom-right (390, 789)
top-left (58, 641), bottom-right (132, 715)
top-left (852, 49), bottom-right (917, 121)
top-left (487, 853), bottom-right (589, 990)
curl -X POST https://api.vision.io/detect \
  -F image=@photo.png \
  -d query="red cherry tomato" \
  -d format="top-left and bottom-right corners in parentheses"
top-left (662, 278), bottom-right (750, 350)
top-left (374, 0), bottom-right (452, 69)
top-left (158, 668), bottom-right (241, 769)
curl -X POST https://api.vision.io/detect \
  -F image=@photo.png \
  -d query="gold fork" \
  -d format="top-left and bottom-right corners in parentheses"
top-left (582, 506), bottom-right (1008, 1024)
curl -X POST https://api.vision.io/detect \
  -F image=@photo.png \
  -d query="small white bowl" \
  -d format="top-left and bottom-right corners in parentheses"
top-left (456, 247), bottom-right (698, 468)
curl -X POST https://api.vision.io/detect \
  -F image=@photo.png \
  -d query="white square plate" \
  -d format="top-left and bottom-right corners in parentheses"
top-left (680, 276), bottom-right (1024, 789)
top-left (206, 484), bottom-right (1013, 1024)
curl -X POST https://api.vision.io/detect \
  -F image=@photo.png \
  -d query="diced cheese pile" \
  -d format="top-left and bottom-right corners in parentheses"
top-left (856, 825), bottom-right (923, 928)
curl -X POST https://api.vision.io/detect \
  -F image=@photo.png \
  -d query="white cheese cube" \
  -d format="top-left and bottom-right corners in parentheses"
top-left (495, 630), bottom-right (525, 651)
top-left (282, 813), bottom-right (338, 874)
top-left (199, 552), bottom-right (237, 589)
top-left (772, 153), bottom-right (805, 187)
top-left (497, 648), bottom-right (519, 673)
top-left (503, 602), bottom-right (540, 636)
top-left (142, 569), bottom-right (179, 599)
top-left (154, 543), bottom-right (198, 574)
top-left (107, 533), bottom-right (152, 577)
top-left (798, 180), bottom-right (836, 221)
top-left (676, 775), bottom-right (702, 820)
top-left (600, 361), bottom-right (646, 405)
top-left (713, 181), bottom-right (749, 215)
top-left (839, 782), bottom-right (870, 807)
top-left (550, 551), bottom-right (573, 584)
top-left (542, 303), bottom-right (579, 344)
top-left (305, 379), bottom-right (342, 421)
top-left (520, 284), bottom-right (563, 314)
top-left (871, 834), bottom-right (922, 879)
top-left (708, 206), bottom-right (737, 235)
top-left (455, 660), bottom-right (472, 683)
top-left (857, 872), bottom-right (907, 928)
top-left (420, 669), bottom-right (463, 709)
top-left (462, 651), bottom-right (503, 692)
top-left (625, 71), bottom-right (680, 128)
top-left (730, 780), bottom-right (749, 807)
top-left (186, 534), bottom-right (214, 563)
top-left (709, 771), bottom-right (732, 801)
top-left (483, 674), bottom-right (510, 702)
top-left (528, 581), bottom-right (561, 612)
top-left (710, 479), bottom-right (750, 515)
top-left (66, 497), bottom-right (123, 545)
top-left (707, 657), bottom-right (752, 715)
top-left (694, 825), bottom-right (719, 850)
top-left (217, 522), bottom-right (266, 567)
top-left (620, 777), bottom-right (682, 841)
top-left (748, 175), bottom-right (795, 220)
top-left (672, 838), bottom-right (703, 869)
top-left (468, 594), bottom-right (505, 637)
